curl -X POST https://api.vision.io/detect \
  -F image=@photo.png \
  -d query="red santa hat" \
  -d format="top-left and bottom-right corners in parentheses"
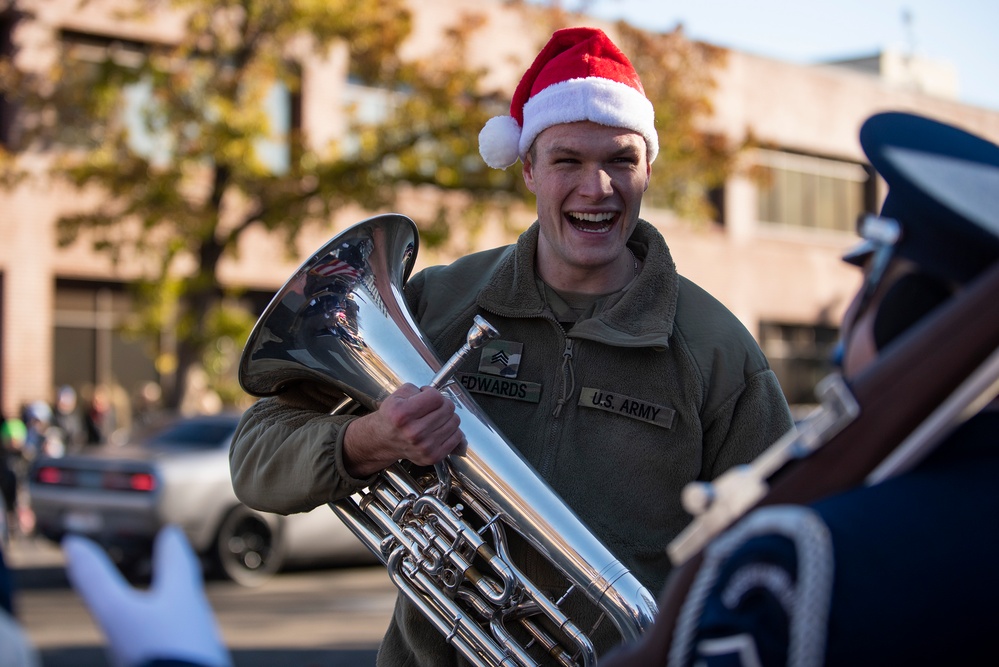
top-left (478, 26), bottom-right (659, 170)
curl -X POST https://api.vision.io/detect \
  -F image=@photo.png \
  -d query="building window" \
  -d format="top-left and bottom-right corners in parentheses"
top-left (340, 78), bottom-right (402, 157)
top-left (55, 31), bottom-right (148, 149)
top-left (755, 149), bottom-right (871, 233)
top-left (759, 321), bottom-right (840, 413)
top-left (57, 31), bottom-right (295, 173)
top-left (53, 281), bottom-right (157, 397)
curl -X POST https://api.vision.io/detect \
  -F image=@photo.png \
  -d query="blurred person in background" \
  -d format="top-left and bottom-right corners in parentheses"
top-left (84, 385), bottom-right (116, 446)
top-left (0, 414), bottom-right (24, 541)
top-left (52, 386), bottom-right (86, 453)
top-left (22, 401), bottom-right (63, 460)
top-left (132, 381), bottom-right (167, 433)
top-left (1, 414), bottom-right (35, 537)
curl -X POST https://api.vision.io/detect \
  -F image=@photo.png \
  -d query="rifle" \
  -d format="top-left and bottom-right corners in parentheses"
top-left (602, 257), bottom-right (999, 666)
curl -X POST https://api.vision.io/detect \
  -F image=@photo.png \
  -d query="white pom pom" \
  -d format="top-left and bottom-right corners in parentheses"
top-left (478, 115), bottom-right (522, 169)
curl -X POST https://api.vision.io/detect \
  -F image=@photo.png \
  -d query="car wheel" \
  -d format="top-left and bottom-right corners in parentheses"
top-left (214, 505), bottom-right (283, 587)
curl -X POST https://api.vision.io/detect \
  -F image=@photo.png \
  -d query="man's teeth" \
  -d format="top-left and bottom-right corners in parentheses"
top-left (570, 212), bottom-right (614, 222)
top-left (567, 212), bottom-right (614, 232)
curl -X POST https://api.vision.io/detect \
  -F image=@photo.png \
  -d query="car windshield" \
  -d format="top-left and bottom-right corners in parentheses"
top-left (142, 419), bottom-right (238, 449)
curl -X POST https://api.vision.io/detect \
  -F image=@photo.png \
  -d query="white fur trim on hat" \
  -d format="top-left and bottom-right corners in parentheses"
top-left (478, 115), bottom-right (523, 170)
top-left (519, 76), bottom-right (658, 163)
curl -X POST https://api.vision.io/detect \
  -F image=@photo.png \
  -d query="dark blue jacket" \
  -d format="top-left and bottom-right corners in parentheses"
top-left (675, 410), bottom-right (999, 666)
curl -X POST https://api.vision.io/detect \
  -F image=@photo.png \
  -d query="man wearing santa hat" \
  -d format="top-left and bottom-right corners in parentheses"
top-left (231, 27), bottom-right (793, 665)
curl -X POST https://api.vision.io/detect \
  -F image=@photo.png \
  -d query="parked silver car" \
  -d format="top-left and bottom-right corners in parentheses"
top-left (28, 412), bottom-right (374, 585)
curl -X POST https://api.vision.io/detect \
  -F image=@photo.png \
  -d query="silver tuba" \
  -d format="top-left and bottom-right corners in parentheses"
top-left (239, 214), bottom-right (658, 667)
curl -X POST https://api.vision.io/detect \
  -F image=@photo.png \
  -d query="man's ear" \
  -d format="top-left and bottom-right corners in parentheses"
top-left (522, 152), bottom-right (537, 194)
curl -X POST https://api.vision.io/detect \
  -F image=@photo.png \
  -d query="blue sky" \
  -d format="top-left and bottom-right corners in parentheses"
top-left (582, 0), bottom-right (999, 111)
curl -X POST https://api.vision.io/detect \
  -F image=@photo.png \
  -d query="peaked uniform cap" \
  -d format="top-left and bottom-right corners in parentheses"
top-left (858, 111), bottom-right (999, 283)
top-left (478, 27), bottom-right (659, 169)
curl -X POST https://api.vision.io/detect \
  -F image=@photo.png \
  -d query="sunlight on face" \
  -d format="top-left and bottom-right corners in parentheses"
top-left (523, 121), bottom-right (651, 294)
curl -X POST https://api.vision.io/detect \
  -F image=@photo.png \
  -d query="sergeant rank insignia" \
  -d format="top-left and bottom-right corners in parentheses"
top-left (457, 340), bottom-right (541, 403)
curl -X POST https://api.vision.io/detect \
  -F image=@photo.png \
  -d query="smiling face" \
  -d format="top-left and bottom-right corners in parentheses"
top-left (523, 121), bottom-right (652, 294)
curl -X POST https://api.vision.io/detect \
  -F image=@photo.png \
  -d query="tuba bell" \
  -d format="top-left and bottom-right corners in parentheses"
top-left (239, 214), bottom-right (657, 667)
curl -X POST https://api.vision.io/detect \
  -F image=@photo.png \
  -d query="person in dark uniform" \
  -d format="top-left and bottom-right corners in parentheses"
top-left (604, 110), bottom-right (999, 666)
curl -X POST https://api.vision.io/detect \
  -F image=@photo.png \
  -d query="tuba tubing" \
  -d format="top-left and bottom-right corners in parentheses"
top-left (239, 214), bottom-right (658, 666)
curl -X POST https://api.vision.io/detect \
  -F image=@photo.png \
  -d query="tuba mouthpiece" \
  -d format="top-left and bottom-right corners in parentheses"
top-left (431, 315), bottom-right (500, 390)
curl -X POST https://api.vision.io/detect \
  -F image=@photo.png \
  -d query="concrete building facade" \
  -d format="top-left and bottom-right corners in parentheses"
top-left (3, 0), bottom-right (999, 424)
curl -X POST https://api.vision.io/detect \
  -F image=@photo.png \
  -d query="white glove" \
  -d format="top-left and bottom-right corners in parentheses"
top-left (62, 525), bottom-right (232, 667)
top-left (0, 608), bottom-right (41, 667)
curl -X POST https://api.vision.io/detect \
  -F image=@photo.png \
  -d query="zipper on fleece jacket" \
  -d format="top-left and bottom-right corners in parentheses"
top-left (552, 338), bottom-right (575, 418)
top-left (540, 335), bottom-right (575, 479)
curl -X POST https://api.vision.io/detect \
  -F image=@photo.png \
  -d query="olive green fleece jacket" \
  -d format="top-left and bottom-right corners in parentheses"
top-left (230, 220), bottom-right (794, 666)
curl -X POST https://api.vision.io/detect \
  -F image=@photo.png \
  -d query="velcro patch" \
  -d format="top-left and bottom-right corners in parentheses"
top-left (478, 340), bottom-right (523, 378)
top-left (578, 387), bottom-right (675, 428)
top-left (458, 373), bottom-right (541, 403)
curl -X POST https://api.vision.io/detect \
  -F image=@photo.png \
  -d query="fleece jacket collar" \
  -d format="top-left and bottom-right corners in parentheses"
top-left (476, 219), bottom-right (678, 349)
